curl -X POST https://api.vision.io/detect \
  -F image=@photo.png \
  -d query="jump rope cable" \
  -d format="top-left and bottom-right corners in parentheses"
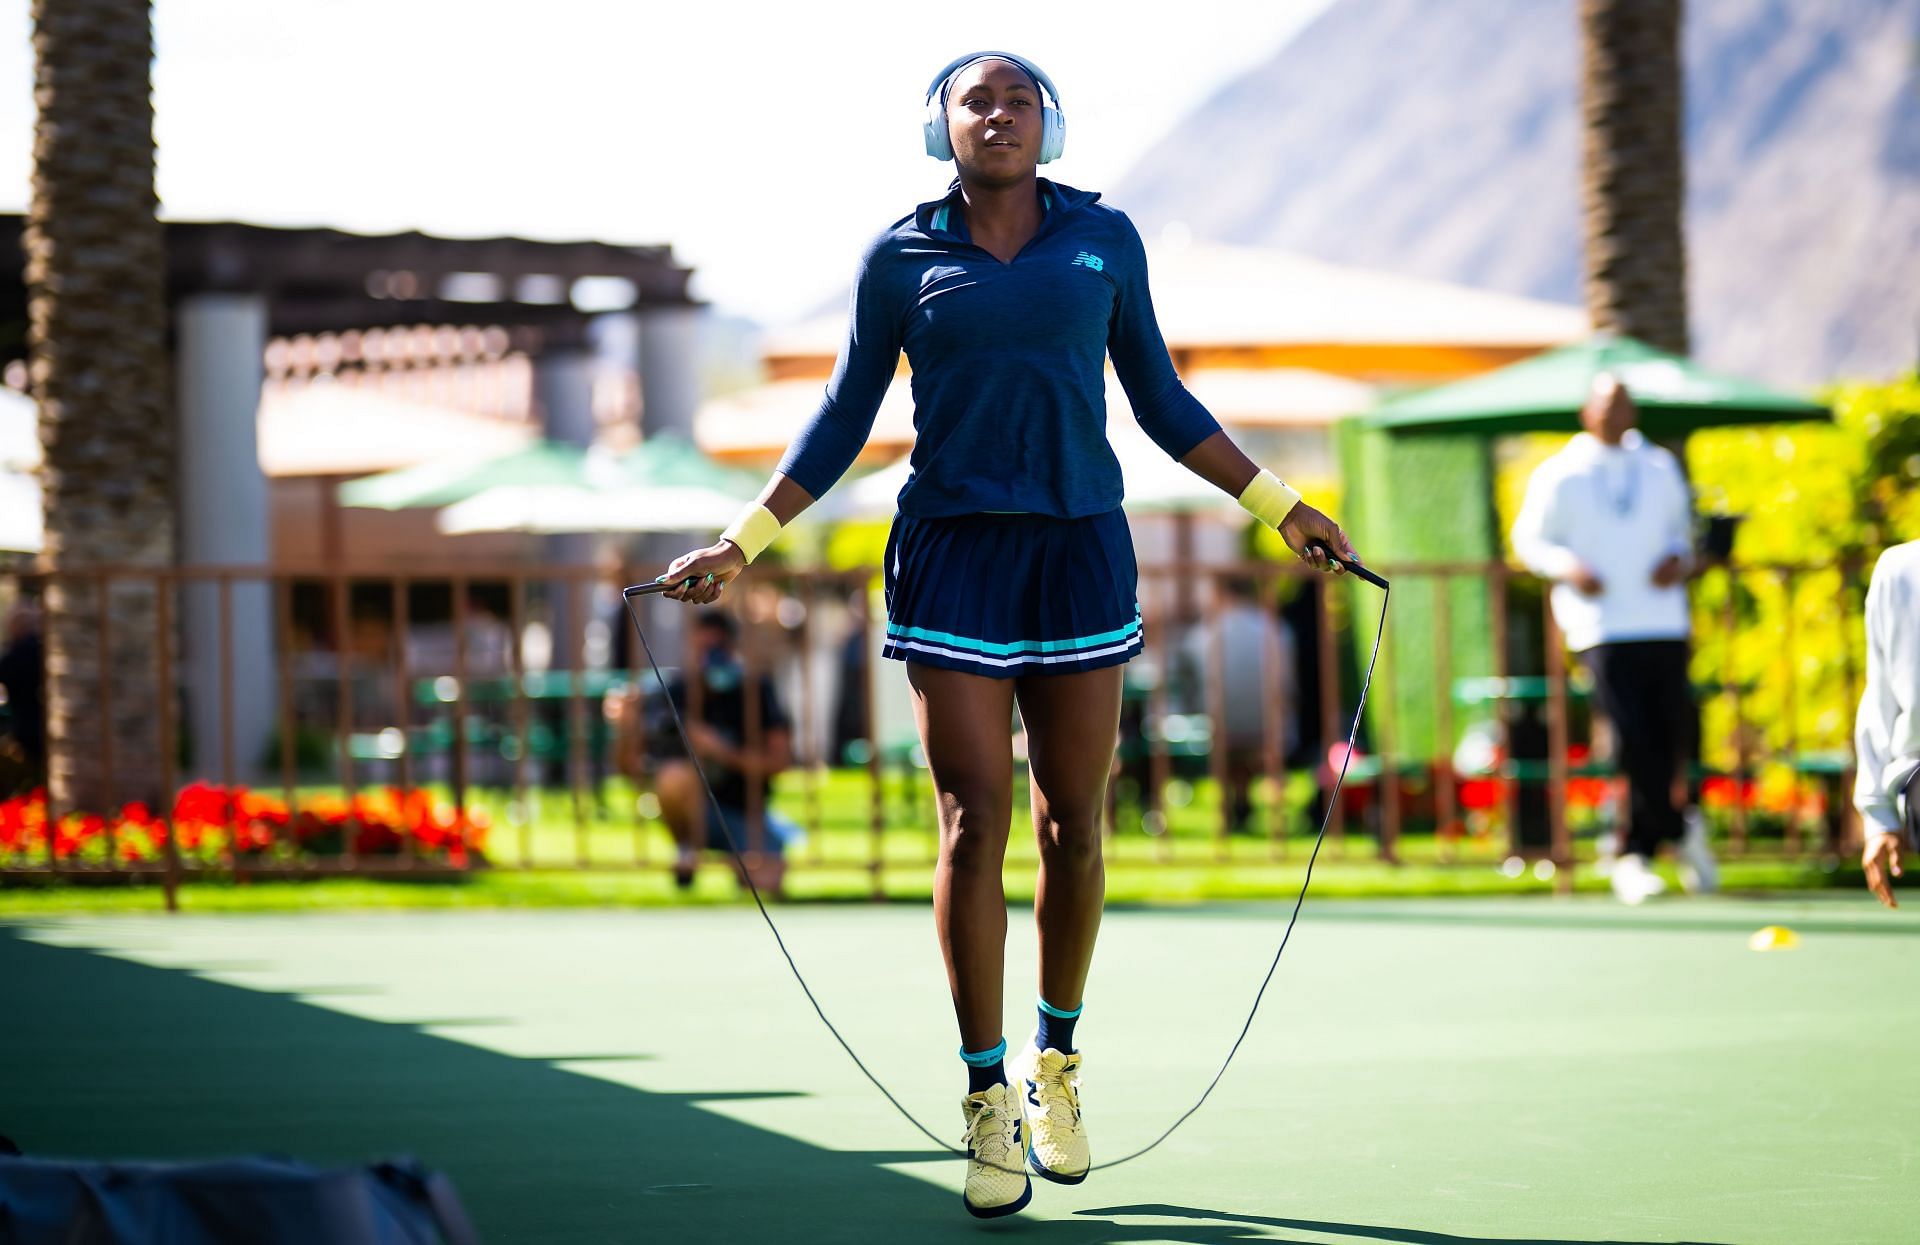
top-left (621, 558), bottom-right (1387, 1174)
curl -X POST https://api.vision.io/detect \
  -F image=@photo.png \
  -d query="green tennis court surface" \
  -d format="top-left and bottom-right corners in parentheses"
top-left (4, 898), bottom-right (1916, 1243)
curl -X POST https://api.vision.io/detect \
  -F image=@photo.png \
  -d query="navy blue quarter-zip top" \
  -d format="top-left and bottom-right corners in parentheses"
top-left (775, 179), bottom-right (1221, 519)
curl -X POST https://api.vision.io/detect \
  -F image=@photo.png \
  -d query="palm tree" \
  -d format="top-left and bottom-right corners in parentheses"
top-left (25, 0), bottom-right (173, 816)
top-left (1578, 0), bottom-right (1690, 356)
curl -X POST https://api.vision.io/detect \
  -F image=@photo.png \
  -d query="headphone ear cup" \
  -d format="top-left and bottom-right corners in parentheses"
top-left (924, 99), bottom-right (953, 160)
top-left (1039, 106), bottom-right (1065, 164)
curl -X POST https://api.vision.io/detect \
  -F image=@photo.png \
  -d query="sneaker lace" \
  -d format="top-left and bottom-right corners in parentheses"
top-left (966, 1102), bottom-right (1018, 1164)
top-left (1035, 1065), bottom-right (1080, 1131)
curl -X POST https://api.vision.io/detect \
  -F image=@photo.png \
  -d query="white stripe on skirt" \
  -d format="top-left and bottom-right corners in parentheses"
top-left (883, 632), bottom-right (1144, 670)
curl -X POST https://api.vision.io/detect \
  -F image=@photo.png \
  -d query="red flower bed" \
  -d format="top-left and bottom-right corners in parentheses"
top-left (1700, 770), bottom-right (1826, 831)
top-left (0, 784), bottom-right (487, 868)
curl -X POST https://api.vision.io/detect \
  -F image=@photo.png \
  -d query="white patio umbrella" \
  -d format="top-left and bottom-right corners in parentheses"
top-left (1109, 416), bottom-right (1238, 514)
top-left (0, 387), bottom-right (40, 472)
top-left (0, 472), bottom-right (42, 554)
top-left (0, 387), bottom-right (44, 554)
top-left (436, 481), bottom-right (744, 535)
top-left (808, 455), bottom-right (914, 522)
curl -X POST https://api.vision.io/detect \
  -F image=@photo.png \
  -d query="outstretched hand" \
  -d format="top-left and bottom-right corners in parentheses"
top-left (1864, 832), bottom-right (1905, 908)
top-left (1568, 563), bottom-right (1606, 597)
top-left (1650, 553), bottom-right (1689, 588)
top-left (1277, 502), bottom-right (1360, 574)
top-left (659, 541), bottom-right (747, 605)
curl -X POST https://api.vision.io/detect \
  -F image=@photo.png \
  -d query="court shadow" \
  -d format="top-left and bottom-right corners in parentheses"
top-left (0, 925), bottom-right (974, 1243)
top-left (1079, 1203), bottom-right (1746, 1245)
top-left (0, 927), bottom-right (1752, 1245)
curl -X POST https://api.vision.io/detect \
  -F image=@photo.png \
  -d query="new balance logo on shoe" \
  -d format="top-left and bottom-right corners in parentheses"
top-left (1071, 252), bottom-right (1104, 271)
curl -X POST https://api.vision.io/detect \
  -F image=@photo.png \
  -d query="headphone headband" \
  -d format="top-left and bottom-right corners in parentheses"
top-left (923, 50), bottom-right (1061, 109)
top-left (922, 50), bottom-right (1066, 164)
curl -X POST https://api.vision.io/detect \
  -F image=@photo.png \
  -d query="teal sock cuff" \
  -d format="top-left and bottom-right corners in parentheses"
top-left (959, 1038), bottom-right (1007, 1066)
top-left (1037, 997), bottom-right (1083, 1019)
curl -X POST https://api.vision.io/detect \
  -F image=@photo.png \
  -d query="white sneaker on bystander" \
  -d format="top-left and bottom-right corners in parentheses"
top-left (1610, 852), bottom-right (1668, 905)
top-left (1679, 809), bottom-right (1719, 893)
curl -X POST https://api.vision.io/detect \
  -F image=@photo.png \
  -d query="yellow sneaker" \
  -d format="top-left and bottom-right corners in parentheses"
top-left (1011, 1042), bottom-right (1089, 1184)
top-left (960, 1082), bottom-right (1032, 1218)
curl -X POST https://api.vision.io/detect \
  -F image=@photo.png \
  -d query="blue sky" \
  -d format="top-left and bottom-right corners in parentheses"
top-left (0, 0), bottom-right (1334, 322)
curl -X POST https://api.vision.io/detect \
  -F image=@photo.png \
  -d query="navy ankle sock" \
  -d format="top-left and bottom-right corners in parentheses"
top-left (961, 1038), bottom-right (1007, 1095)
top-left (1036, 997), bottom-right (1082, 1053)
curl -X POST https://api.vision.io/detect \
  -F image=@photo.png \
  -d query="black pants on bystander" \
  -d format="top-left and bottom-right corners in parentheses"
top-left (1582, 639), bottom-right (1699, 858)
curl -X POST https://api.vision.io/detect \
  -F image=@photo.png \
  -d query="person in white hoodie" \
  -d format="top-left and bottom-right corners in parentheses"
top-left (1855, 540), bottom-right (1919, 908)
top-left (1511, 373), bottom-right (1716, 903)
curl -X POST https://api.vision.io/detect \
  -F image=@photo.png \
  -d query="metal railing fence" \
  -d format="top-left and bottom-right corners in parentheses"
top-left (0, 556), bottom-right (1870, 906)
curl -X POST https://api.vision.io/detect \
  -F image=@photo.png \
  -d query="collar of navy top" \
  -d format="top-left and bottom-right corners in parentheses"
top-left (916, 178), bottom-right (1098, 253)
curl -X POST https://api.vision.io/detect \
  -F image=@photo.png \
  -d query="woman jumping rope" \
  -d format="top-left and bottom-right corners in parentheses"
top-left (661, 50), bottom-right (1360, 1219)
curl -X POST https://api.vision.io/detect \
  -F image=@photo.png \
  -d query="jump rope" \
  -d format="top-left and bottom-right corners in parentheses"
top-left (621, 543), bottom-right (1389, 1174)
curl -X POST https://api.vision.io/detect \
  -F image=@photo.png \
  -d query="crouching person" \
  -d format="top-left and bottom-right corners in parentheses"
top-left (616, 610), bottom-right (802, 897)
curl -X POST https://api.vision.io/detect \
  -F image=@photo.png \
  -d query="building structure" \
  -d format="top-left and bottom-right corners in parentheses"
top-left (0, 215), bottom-right (699, 784)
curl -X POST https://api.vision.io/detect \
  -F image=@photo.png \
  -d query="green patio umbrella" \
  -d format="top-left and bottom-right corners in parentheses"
top-left (1363, 335), bottom-right (1828, 437)
top-left (616, 433), bottom-right (762, 499)
top-left (337, 441), bottom-right (593, 510)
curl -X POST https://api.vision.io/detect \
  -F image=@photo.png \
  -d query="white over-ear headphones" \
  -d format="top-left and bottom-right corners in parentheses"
top-left (922, 50), bottom-right (1065, 164)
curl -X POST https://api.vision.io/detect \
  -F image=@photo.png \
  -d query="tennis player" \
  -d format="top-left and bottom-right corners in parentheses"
top-left (661, 50), bottom-right (1359, 1218)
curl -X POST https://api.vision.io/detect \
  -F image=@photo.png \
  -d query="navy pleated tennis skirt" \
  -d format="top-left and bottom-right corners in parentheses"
top-left (882, 508), bottom-right (1142, 678)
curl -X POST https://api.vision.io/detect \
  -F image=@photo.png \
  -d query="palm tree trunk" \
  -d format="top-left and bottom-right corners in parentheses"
top-left (1578, 0), bottom-right (1690, 356)
top-left (25, 0), bottom-right (173, 816)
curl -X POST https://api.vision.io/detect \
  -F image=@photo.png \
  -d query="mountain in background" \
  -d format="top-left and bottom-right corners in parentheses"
top-left (1114, 0), bottom-right (1920, 387)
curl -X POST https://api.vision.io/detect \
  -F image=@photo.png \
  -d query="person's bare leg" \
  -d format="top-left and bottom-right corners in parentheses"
top-left (1016, 665), bottom-right (1124, 1014)
top-left (655, 761), bottom-right (714, 889)
top-left (909, 662), bottom-right (1016, 1051)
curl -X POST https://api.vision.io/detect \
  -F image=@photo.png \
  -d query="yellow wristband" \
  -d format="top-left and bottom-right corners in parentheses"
top-left (720, 503), bottom-right (782, 564)
top-left (1237, 468), bottom-right (1303, 530)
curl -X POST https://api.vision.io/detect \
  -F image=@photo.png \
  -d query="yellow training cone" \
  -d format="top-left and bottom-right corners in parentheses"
top-left (1748, 925), bottom-right (1801, 952)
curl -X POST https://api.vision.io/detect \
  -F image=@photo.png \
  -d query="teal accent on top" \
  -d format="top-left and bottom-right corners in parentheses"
top-left (959, 1038), bottom-right (1008, 1066)
top-left (933, 186), bottom-right (1053, 236)
top-left (886, 612), bottom-right (1141, 656)
top-left (1037, 997), bottom-right (1083, 1019)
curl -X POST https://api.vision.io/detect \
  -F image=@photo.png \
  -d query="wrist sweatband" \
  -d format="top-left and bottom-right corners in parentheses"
top-left (1237, 468), bottom-right (1303, 530)
top-left (720, 503), bottom-right (782, 564)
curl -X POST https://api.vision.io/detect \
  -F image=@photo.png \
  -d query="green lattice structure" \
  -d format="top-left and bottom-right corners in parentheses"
top-left (1335, 417), bottom-right (1501, 762)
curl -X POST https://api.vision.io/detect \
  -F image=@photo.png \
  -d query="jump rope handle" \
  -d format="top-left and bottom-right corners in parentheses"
top-left (624, 575), bottom-right (707, 598)
top-left (1307, 541), bottom-right (1389, 591)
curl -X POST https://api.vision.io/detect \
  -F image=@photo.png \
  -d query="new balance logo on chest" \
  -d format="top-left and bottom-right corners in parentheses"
top-left (1071, 251), bottom-right (1105, 272)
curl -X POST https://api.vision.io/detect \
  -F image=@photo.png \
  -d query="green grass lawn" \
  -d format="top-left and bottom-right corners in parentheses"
top-left (0, 765), bottom-right (1862, 914)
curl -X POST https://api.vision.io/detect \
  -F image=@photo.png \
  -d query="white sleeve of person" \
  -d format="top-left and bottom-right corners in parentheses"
top-left (1509, 461), bottom-right (1582, 581)
top-left (1237, 469), bottom-right (1302, 531)
top-left (1855, 545), bottom-right (1920, 841)
top-left (720, 503), bottom-right (782, 564)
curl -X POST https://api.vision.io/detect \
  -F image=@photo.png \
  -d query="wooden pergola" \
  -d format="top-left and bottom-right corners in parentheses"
top-left (0, 215), bottom-right (698, 361)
